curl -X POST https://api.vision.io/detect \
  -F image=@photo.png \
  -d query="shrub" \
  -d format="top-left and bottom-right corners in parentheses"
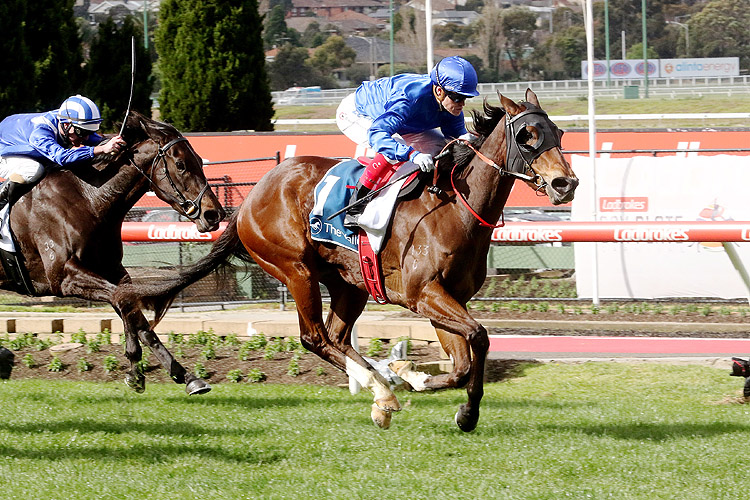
top-left (70, 330), bottom-right (88, 344)
top-left (47, 356), bottom-right (63, 372)
top-left (22, 353), bottom-right (35, 368)
top-left (226, 369), bottom-right (243, 383)
top-left (366, 338), bottom-right (384, 357)
top-left (201, 344), bottom-right (216, 361)
top-left (96, 331), bottom-right (112, 345)
top-left (246, 333), bottom-right (267, 350)
top-left (287, 353), bottom-right (300, 377)
top-left (194, 363), bottom-right (208, 379)
top-left (103, 355), bottom-right (119, 373)
top-left (247, 368), bottom-right (267, 383)
top-left (78, 358), bottom-right (93, 373)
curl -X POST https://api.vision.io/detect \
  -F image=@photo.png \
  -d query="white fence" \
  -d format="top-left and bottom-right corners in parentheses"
top-left (272, 75), bottom-right (750, 106)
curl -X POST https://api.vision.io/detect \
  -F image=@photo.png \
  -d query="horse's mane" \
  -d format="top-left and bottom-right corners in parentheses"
top-left (91, 111), bottom-right (178, 170)
top-left (443, 99), bottom-right (506, 172)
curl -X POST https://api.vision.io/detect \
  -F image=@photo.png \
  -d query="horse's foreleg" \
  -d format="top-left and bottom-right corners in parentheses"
top-left (415, 283), bottom-right (489, 432)
top-left (390, 324), bottom-right (472, 392)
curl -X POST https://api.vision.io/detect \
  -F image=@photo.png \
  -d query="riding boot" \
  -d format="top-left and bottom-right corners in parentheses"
top-left (0, 181), bottom-right (33, 230)
top-left (343, 185), bottom-right (371, 228)
top-left (0, 180), bottom-right (11, 213)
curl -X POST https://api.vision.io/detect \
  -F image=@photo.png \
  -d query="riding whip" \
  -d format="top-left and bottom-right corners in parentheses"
top-left (118, 36), bottom-right (136, 137)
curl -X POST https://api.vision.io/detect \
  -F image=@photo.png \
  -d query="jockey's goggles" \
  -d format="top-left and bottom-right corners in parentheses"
top-left (445, 91), bottom-right (468, 104)
top-left (72, 126), bottom-right (93, 138)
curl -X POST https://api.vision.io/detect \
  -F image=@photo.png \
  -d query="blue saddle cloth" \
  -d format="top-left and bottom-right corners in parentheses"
top-left (309, 159), bottom-right (363, 252)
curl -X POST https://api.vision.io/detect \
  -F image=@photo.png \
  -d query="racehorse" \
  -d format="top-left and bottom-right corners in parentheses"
top-left (133, 89), bottom-right (578, 430)
top-left (0, 110), bottom-right (225, 395)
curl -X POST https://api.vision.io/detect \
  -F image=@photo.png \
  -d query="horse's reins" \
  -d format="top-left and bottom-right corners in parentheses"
top-left (436, 106), bottom-right (559, 228)
top-left (129, 136), bottom-right (210, 220)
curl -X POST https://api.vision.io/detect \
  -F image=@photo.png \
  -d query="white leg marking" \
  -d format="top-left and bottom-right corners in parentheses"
top-left (346, 357), bottom-right (393, 402)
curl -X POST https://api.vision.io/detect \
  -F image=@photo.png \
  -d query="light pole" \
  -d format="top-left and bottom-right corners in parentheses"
top-left (350, 36), bottom-right (377, 80)
top-left (666, 20), bottom-right (689, 57)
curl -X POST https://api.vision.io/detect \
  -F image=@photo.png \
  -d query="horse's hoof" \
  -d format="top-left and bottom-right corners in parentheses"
top-left (371, 403), bottom-right (392, 429)
top-left (454, 404), bottom-right (478, 432)
top-left (375, 395), bottom-right (401, 413)
top-left (186, 378), bottom-right (212, 395)
top-left (124, 374), bottom-right (145, 393)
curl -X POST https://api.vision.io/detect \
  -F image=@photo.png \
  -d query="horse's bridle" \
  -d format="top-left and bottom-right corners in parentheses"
top-left (131, 136), bottom-right (211, 220)
top-left (438, 103), bottom-right (563, 228)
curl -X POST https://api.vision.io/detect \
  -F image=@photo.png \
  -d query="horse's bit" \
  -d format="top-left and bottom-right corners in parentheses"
top-left (132, 137), bottom-right (211, 220)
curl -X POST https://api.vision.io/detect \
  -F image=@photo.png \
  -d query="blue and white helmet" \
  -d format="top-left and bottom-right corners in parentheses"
top-left (57, 95), bottom-right (103, 131)
top-left (429, 56), bottom-right (479, 97)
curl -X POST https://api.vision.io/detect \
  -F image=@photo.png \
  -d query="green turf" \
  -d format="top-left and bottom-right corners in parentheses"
top-left (0, 362), bottom-right (747, 499)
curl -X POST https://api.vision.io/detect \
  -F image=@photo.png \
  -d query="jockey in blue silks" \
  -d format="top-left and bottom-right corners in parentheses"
top-left (336, 56), bottom-right (479, 227)
top-left (0, 95), bottom-right (126, 225)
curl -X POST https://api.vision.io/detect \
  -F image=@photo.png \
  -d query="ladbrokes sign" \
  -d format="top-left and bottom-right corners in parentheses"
top-left (599, 197), bottom-right (648, 212)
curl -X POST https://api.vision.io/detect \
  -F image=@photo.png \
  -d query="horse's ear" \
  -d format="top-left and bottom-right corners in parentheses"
top-left (525, 88), bottom-right (540, 107)
top-left (498, 91), bottom-right (523, 116)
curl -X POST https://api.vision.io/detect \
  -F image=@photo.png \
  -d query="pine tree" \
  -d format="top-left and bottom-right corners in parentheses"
top-left (24, 0), bottom-right (84, 110)
top-left (156, 0), bottom-right (274, 132)
top-left (84, 17), bottom-right (154, 132)
top-left (0, 0), bottom-right (35, 116)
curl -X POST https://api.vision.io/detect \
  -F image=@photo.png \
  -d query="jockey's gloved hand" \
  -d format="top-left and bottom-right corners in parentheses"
top-left (458, 132), bottom-right (477, 142)
top-left (411, 152), bottom-right (434, 172)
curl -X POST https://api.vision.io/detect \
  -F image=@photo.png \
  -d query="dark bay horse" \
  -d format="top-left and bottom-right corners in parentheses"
top-left (1, 111), bottom-right (225, 394)
top-left (135, 89), bottom-right (578, 429)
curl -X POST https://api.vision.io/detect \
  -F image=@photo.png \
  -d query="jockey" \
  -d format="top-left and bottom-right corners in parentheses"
top-left (336, 56), bottom-right (479, 227)
top-left (0, 95), bottom-right (126, 224)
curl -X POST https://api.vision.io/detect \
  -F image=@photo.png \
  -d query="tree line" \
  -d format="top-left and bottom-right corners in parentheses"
top-left (0, 0), bottom-right (273, 133)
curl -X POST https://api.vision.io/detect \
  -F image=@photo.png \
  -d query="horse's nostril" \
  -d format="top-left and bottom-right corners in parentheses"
top-left (551, 177), bottom-right (578, 194)
top-left (204, 209), bottom-right (221, 225)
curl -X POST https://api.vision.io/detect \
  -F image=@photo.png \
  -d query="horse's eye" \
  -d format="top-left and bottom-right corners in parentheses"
top-left (175, 160), bottom-right (186, 172)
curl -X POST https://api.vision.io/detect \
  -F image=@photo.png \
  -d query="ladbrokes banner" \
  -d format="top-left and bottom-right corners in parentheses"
top-left (571, 155), bottom-right (750, 299)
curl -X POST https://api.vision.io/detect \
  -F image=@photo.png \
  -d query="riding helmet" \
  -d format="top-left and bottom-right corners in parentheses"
top-left (57, 94), bottom-right (103, 131)
top-left (429, 56), bottom-right (480, 97)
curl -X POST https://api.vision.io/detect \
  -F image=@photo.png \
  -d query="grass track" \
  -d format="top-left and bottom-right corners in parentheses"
top-left (1, 362), bottom-right (749, 499)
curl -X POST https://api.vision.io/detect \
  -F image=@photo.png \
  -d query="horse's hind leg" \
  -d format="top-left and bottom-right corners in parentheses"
top-left (58, 259), bottom-right (208, 395)
top-left (117, 301), bottom-right (211, 395)
top-left (324, 281), bottom-right (401, 428)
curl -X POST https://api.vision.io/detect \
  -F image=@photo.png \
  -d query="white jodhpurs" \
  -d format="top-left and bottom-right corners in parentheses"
top-left (336, 93), bottom-right (448, 158)
top-left (0, 155), bottom-right (46, 184)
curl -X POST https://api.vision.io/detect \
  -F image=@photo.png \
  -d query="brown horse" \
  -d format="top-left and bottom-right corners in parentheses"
top-left (136, 89), bottom-right (577, 430)
top-left (0, 111), bottom-right (225, 395)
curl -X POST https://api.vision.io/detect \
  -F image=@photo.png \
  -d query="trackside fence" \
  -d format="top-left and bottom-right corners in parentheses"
top-left (113, 148), bottom-right (750, 310)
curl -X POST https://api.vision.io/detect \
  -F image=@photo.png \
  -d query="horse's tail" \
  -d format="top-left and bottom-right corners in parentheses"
top-left (133, 212), bottom-right (251, 326)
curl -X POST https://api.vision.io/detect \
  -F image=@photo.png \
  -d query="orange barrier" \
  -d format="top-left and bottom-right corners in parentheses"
top-left (135, 130), bottom-right (750, 210)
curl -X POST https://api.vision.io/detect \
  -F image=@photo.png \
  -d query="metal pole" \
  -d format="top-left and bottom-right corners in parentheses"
top-left (621, 30), bottom-right (626, 59)
top-left (584, 0), bottom-right (599, 307)
top-left (425, 0), bottom-right (433, 70)
top-left (641, 0), bottom-right (648, 98)
top-left (604, 0), bottom-right (610, 87)
top-left (143, 0), bottom-right (148, 49)
top-left (389, 0), bottom-right (394, 76)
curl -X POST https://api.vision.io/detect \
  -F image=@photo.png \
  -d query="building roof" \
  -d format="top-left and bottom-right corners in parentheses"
top-left (292, 0), bottom-right (384, 9)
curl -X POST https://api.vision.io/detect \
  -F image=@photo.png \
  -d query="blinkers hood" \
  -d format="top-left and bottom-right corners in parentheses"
top-left (504, 102), bottom-right (562, 175)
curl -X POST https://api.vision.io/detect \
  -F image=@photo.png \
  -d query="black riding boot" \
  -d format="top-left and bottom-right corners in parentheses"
top-left (343, 186), bottom-right (371, 228)
top-left (0, 181), bottom-right (32, 229)
top-left (0, 180), bottom-right (11, 213)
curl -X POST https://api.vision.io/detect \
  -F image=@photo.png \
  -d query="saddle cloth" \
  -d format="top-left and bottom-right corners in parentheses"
top-left (0, 205), bottom-right (15, 253)
top-left (309, 159), bottom-right (418, 254)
